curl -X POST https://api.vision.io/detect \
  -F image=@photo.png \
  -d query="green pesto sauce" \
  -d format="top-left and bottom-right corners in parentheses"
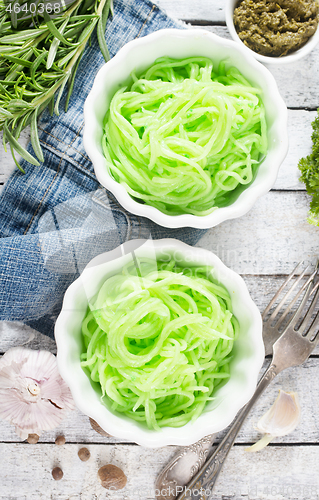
top-left (234, 0), bottom-right (319, 57)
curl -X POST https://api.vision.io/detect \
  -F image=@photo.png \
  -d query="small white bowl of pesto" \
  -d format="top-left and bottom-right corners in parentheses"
top-left (55, 238), bottom-right (264, 447)
top-left (83, 28), bottom-right (288, 229)
top-left (226, 0), bottom-right (319, 64)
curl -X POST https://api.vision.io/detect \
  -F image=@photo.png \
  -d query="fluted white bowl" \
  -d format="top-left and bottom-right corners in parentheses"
top-left (83, 28), bottom-right (288, 229)
top-left (55, 238), bottom-right (264, 447)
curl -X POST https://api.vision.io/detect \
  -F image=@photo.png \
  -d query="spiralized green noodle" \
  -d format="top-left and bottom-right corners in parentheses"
top-left (80, 258), bottom-right (239, 430)
top-left (102, 57), bottom-right (267, 216)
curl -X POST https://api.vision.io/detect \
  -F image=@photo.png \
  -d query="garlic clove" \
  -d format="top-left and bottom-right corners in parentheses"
top-left (246, 390), bottom-right (300, 453)
top-left (256, 390), bottom-right (300, 437)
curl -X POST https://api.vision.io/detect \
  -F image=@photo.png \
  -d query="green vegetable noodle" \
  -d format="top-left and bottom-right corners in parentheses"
top-left (102, 56), bottom-right (267, 216)
top-left (80, 258), bottom-right (239, 430)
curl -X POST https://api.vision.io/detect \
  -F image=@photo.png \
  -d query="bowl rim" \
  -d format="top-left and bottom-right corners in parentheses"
top-left (55, 238), bottom-right (264, 447)
top-left (83, 28), bottom-right (288, 229)
top-left (225, 0), bottom-right (319, 64)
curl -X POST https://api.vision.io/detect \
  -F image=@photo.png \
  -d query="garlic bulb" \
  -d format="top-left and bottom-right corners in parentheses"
top-left (0, 347), bottom-right (74, 439)
top-left (246, 389), bottom-right (301, 452)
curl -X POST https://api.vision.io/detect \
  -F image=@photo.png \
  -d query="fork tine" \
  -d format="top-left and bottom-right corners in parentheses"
top-left (285, 267), bottom-right (318, 329)
top-left (310, 278), bottom-right (319, 298)
top-left (265, 264), bottom-right (312, 325)
top-left (262, 261), bottom-right (304, 320)
top-left (275, 268), bottom-right (318, 330)
top-left (306, 310), bottom-right (319, 342)
top-left (298, 282), bottom-right (319, 338)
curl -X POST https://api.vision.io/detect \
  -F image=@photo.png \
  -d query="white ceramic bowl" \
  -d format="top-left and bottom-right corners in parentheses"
top-left (225, 0), bottom-right (319, 64)
top-left (55, 238), bottom-right (264, 448)
top-left (84, 28), bottom-right (288, 229)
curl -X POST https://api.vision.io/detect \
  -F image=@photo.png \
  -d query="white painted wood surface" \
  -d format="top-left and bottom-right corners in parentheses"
top-left (1, 1), bottom-right (319, 499)
top-left (1, 443), bottom-right (319, 500)
top-left (156, 0), bottom-right (225, 23)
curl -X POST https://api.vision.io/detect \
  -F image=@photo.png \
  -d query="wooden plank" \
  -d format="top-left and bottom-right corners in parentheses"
top-left (155, 0), bottom-right (225, 22)
top-left (276, 109), bottom-right (314, 190)
top-left (197, 191), bottom-right (318, 275)
top-left (0, 442), bottom-right (319, 499)
top-left (210, 445), bottom-right (319, 500)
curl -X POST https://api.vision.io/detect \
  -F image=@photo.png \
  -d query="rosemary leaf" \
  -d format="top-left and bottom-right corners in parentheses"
top-left (77, 17), bottom-right (96, 43)
top-left (64, 55), bottom-right (80, 111)
top-left (4, 121), bottom-right (40, 165)
top-left (1, 28), bottom-right (48, 43)
top-left (47, 17), bottom-right (69, 69)
top-left (43, 11), bottom-right (77, 47)
top-left (3, 52), bottom-right (33, 66)
top-left (48, 95), bottom-right (54, 115)
top-left (7, 99), bottom-right (33, 110)
top-left (56, 46), bottom-right (77, 66)
top-left (0, 106), bottom-right (14, 118)
top-left (54, 73), bottom-right (70, 115)
top-left (18, 110), bottom-right (33, 135)
top-left (30, 108), bottom-right (44, 162)
top-left (10, 0), bottom-right (18, 29)
top-left (97, 0), bottom-right (110, 61)
top-left (9, 142), bottom-right (26, 173)
top-left (31, 51), bottom-right (47, 88)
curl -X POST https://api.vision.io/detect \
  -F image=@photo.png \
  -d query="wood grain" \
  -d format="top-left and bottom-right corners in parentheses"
top-left (0, 442), bottom-right (318, 500)
top-left (197, 191), bottom-right (318, 275)
top-left (155, 0), bottom-right (225, 23)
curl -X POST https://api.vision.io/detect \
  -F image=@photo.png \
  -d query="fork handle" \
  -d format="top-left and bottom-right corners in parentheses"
top-left (176, 363), bottom-right (278, 500)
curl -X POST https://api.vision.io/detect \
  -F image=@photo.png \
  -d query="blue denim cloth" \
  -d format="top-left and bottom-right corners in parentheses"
top-left (0, 0), bottom-right (207, 339)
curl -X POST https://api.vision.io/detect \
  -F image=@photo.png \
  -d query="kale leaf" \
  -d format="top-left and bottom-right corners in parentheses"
top-left (298, 109), bottom-right (319, 226)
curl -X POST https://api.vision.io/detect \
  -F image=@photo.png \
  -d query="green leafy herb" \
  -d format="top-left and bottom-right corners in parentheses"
top-left (0, 0), bottom-right (112, 168)
top-left (298, 109), bottom-right (319, 227)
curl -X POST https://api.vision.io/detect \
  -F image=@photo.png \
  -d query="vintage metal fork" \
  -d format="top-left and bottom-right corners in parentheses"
top-left (155, 262), bottom-right (319, 500)
top-left (173, 262), bottom-right (319, 500)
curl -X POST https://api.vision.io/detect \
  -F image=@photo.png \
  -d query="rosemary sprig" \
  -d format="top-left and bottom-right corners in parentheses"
top-left (0, 0), bottom-right (112, 170)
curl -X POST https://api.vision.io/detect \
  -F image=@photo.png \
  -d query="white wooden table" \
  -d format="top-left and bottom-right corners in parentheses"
top-left (1, 1), bottom-right (319, 499)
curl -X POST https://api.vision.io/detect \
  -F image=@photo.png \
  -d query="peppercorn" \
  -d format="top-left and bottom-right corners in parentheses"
top-left (27, 433), bottom-right (39, 444)
top-left (55, 435), bottom-right (65, 446)
top-left (78, 447), bottom-right (91, 461)
top-left (52, 467), bottom-right (63, 481)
